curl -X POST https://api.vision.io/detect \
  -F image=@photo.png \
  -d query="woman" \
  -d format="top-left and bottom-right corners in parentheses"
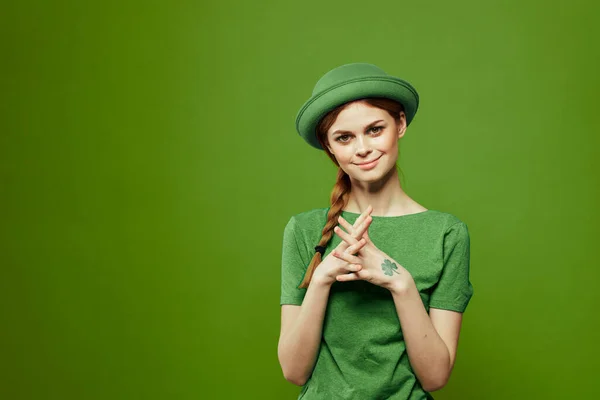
top-left (278, 63), bottom-right (474, 399)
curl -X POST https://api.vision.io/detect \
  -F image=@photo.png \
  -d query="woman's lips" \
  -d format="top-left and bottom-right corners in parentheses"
top-left (355, 155), bottom-right (382, 170)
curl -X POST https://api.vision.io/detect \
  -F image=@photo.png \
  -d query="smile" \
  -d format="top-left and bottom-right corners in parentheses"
top-left (355, 155), bottom-right (382, 170)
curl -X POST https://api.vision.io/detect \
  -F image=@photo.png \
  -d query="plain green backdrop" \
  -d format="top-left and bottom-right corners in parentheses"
top-left (1, 0), bottom-right (599, 399)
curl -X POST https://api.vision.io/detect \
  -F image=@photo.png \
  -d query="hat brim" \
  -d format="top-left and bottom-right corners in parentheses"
top-left (295, 76), bottom-right (419, 150)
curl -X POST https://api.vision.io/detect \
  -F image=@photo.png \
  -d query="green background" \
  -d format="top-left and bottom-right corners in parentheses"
top-left (1, 0), bottom-right (599, 399)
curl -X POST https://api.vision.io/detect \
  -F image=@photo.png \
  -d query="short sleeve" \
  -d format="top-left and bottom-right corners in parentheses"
top-left (429, 221), bottom-right (474, 313)
top-left (280, 216), bottom-right (309, 306)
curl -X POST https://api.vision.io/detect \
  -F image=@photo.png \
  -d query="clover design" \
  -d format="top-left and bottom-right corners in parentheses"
top-left (381, 259), bottom-right (400, 276)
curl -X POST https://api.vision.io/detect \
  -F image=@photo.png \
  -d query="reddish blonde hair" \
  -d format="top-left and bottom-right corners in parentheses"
top-left (297, 97), bottom-right (406, 289)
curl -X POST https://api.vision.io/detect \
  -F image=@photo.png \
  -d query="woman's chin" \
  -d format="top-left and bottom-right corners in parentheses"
top-left (349, 171), bottom-right (383, 183)
top-left (348, 164), bottom-right (394, 183)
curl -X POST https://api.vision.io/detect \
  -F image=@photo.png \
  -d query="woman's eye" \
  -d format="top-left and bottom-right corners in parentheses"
top-left (336, 127), bottom-right (383, 142)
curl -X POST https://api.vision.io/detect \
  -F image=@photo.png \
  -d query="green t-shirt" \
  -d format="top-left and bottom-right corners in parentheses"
top-left (280, 207), bottom-right (474, 400)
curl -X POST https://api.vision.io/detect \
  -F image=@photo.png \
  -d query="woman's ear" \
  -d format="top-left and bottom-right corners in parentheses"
top-left (397, 112), bottom-right (407, 140)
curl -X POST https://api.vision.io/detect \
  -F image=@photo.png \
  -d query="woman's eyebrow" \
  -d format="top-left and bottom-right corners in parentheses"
top-left (331, 119), bottom-right (384, 136)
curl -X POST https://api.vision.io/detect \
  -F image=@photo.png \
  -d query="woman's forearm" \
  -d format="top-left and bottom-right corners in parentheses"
top-left (278, 278), bottom-right (331, 386)
top-left (390, 281), bottom-right (450, 392)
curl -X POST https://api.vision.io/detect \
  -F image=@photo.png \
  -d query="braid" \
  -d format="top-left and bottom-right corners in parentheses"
top-left (297, 168), bottom-right (351, 289)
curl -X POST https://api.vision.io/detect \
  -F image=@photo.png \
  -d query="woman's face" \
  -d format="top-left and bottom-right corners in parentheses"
top-left (325, 101), bottom-right (406, 183)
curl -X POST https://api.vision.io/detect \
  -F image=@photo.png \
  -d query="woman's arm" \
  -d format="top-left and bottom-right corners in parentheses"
top-left (390, 281), bottom-right (453, 392)
top-left (277, 278), bottom-right (331, 386)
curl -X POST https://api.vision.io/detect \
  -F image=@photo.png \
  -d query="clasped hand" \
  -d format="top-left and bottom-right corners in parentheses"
top-left (331, 205), bottom-right (414, 293)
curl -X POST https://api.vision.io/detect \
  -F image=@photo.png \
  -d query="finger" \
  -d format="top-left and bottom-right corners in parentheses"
top-left (338, 205), bottom-right (372, 234)
top-left (334, 232), bottom-right (365, 253)
top-left (344, 219), bottom-right (371, 257)
top-left (344, 263), bottom-right (362, 272)
top-left (362, 227), bottom-right (373, 244)
top-left (336, 271), bottom-right (360, 282)
top-left (333, 225), bottom-right (359, 246)
top-left (338, 215), bottom-right (368, 243)
top-left (352, 215), bottom-right (373, 240)
top-left (348, 263), bottom-right (362, 272)
top-left (337, 216), bottom-right (355, 236)
top-left (332, 250), bottom-right (361, 265)
top-left (331, 249), bottom-right (361, 265)
top-left (334, 207), bottom-right (373, 251)
top-left (346, 237), bottom-right (366, 254)
top-left (359, 204), bottom-right (373, 219)
top-left (351, 204), bottom-right (373, 229)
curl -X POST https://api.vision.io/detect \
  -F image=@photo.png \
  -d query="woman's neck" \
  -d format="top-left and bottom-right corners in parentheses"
top-left (345, 170), bottom-right (421, 216)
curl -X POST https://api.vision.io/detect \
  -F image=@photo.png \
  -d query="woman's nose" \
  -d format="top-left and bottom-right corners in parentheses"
top-left (354, 135), bottom-right (372, 155)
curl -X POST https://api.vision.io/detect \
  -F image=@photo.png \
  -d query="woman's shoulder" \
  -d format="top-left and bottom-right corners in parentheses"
top-left (426, 209), bottom-right (469, 230)
top-left (287, 207), bottom-right (329, 228)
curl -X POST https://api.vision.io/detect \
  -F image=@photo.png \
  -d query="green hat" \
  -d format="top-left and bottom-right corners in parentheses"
top-left (295, 63), bottom-right (420, 150)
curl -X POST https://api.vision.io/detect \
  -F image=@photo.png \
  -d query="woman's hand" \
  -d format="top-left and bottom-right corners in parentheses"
top-left (332, 210), bottom-right (415, 293)
top-left (311, 207), bottom-right (373, 287)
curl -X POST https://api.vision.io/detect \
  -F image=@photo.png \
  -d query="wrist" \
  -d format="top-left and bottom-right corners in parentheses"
top-left (312, 274), bottom-right (334, 288)
top-left (388, 276), bottom-right (416, 296)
